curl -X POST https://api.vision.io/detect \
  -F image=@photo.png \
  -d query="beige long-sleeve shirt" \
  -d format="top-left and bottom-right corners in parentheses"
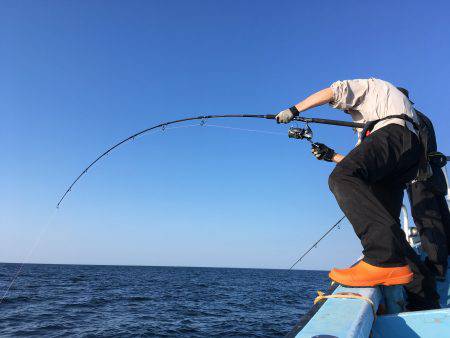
top-left (329, 78), bottom-right (418, 136)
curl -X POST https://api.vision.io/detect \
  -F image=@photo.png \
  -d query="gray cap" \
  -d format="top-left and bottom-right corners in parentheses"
top-left (397, 87), bottom-right (414, 104)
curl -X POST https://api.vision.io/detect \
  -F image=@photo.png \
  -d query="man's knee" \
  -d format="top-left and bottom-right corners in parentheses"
top-left (328, 164), bottom-right (349, 194)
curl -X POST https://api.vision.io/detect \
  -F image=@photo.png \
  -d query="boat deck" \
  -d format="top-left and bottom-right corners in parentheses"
top-left (288, 258), bottom-right (450, 338)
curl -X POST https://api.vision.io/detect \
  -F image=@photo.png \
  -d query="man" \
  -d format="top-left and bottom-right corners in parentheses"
top-left (276, 78), bottom-right (440, 309)
top-left (400, 89), bottom-right (450, 281)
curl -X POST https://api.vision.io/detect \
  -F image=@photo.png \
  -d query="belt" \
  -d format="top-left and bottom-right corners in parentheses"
top-left (361, 114), bottom-right (418, 140)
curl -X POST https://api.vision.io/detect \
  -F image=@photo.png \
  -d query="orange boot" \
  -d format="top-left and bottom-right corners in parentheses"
top-left (329, 260), bottom-right (413, 287)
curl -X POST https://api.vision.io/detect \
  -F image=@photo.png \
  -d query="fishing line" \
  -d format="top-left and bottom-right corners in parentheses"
top-left (0, 125), bottom-right (202, 303)
top-left (205, 124), bottom-right (285, 136)
top-left (2, 114), bottom-right (360, 302)
top-left (160, 123), bottom-right (203, 131)
top-left (166, 122), bottom-right (284, 136)
top-left (288, 215), bottom-right (346, 271)
top-left (55, 114), bottom-right (362, 208)
top-left (0, 120), bottom-right (285, 303)
top-left (0, 209), bottom-right (59, 304)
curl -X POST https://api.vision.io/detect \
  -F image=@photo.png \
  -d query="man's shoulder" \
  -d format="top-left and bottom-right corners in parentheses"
top-left (414, 109), bottom-right (433, 127)
top-left (370, 78), bottom-right (396, 88)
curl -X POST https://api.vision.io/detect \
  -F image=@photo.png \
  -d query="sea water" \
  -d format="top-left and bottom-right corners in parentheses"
top-left (0, 263), bottom-right (329, 337)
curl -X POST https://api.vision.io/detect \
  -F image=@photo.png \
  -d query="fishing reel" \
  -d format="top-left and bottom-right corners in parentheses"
top-left (288, 125), bottom-right (313, 141)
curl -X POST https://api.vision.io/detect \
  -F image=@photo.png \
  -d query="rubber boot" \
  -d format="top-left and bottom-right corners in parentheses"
top-left (329, 260), bottom-right (413, 287)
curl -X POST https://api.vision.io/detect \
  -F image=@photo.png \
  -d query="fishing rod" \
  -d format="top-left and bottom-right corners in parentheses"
top-left (56, 114), bottom-right (363, 208)
top-left (288, 216), bottom-right (346, 270)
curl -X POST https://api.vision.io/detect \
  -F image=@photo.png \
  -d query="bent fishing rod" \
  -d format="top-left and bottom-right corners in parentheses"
top-left (56, 114), bottom-right (363, 208)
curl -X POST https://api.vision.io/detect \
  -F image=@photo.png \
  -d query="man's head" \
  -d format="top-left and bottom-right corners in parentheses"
top-left (397, 87), bottom-right (414, 104)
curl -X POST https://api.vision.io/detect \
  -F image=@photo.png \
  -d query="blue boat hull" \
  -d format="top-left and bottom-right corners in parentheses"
top-left (288, 258), bottom-right (450, 338)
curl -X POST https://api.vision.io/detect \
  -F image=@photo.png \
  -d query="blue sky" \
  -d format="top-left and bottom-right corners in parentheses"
top-left (1, 0), bottom-right (449, 270)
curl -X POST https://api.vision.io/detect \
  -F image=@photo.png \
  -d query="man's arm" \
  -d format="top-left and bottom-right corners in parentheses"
top-left (311, 143), bottom-right (345, 164)
top-left (294, 88), bottom-right (334, 113)
top-left (276, 79), bottom-right (370, 123)
top-left (332, 153), bottom-right (345, 163)
top-left (276, 88), bottom-right (334, 123)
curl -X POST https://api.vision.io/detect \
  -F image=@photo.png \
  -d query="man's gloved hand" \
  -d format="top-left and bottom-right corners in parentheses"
top-left (275, 109), bottom-right (294, 124)
top-left (311, 143), bottom-right (335, 162)
top-left (275, 106), bottom-right (299, 124)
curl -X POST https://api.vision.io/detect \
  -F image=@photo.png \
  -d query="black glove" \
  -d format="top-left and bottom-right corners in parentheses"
top-left (428, 151), bottom-right (447, 168)
top-left (312, 143), bottom-right (335, 162)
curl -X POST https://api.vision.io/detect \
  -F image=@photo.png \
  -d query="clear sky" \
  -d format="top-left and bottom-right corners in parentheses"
top-left (1, 0), bottom-right (449, 270)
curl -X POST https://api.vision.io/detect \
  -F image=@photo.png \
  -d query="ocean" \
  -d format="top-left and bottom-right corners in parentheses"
top-left (0, 263), bottom-right (329, 337)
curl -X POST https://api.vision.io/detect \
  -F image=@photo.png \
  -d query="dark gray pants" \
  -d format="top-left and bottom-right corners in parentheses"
top-left (328, 124), bottom-right (440, 309)
top-left (407, 179), bottom-right (449, 277)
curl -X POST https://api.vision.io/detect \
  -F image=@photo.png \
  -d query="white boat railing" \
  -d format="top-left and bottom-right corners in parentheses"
top-left (401, 205), bottom-right (420, 248)
top-left (443, 165), bottom-right (450, 202)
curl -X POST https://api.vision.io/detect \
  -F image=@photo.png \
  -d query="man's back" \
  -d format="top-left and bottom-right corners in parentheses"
top-left (408, 109), bottom-right (450, 279)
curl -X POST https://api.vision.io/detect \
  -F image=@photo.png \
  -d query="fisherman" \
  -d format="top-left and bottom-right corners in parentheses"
top-left (276, 78), bottom-right (440, 310)
top-left (400, 88), bottom-right (450, 281)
